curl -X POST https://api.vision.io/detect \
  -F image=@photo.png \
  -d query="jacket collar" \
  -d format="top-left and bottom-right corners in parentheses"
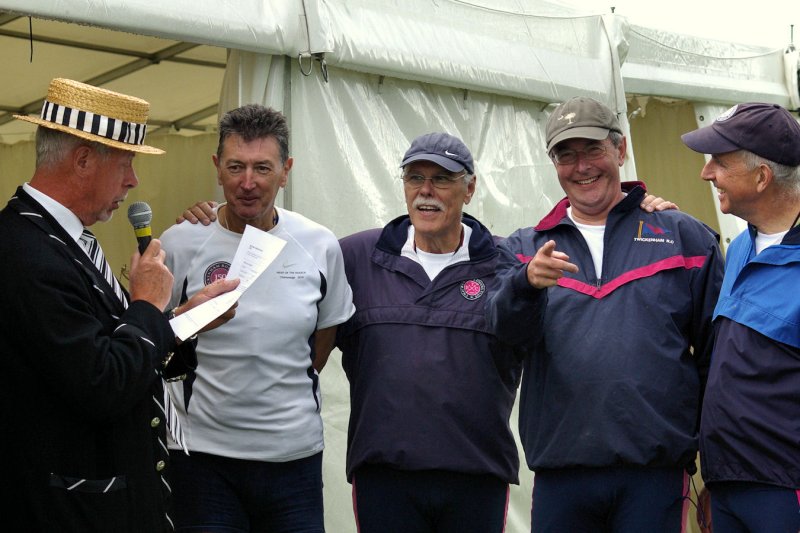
top-left (376, 212), bottom-right (496, 261)
top-left (534, 181), bottom-right (647, 231)
top-left (8, 186), bottom-right (127, 314)
top-left (10, 186), bottom-right (79, 246)
top-left (747, 221), bottom-right (800, 246)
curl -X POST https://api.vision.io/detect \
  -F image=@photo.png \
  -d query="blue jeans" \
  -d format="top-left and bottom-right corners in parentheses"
top-left (710, 481), bottom-right (800, 533)
top-left (169, 450), bottom-right (324, 533)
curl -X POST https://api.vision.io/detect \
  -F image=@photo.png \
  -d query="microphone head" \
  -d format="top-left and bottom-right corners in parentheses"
top-left (127, 201), bottom-right (153, 229)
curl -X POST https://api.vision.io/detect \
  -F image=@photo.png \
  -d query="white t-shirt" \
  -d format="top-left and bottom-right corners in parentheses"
top-left (400, 223), bottom-right (473, 279)
top-left (755, 229), bottom-right (788, 254)
top-left (568, 207), bottom-right (605, 278)
top-left (161, 206), bottom-right (354, 461)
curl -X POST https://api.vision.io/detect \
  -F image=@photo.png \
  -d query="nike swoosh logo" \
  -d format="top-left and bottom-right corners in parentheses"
top-left (445, 150), bottom-right (457, 156)
top-left (282, 262), bottom-right (297, 268)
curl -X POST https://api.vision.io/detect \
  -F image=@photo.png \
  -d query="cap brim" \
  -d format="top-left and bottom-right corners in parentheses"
top-left (546, 126), bottom-right (611, 152)
top-left (14, 114), bottom-right (165, 155)
top-left (400, 153), bottom-right (466, 173)
top-left (681, 126), bottom-right (740, 156)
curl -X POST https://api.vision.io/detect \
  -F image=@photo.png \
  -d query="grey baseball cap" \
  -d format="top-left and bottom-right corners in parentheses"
top-left (400, 132), bottom-right (474, 175)
top-left (545, 97), bottom-right (623, 152)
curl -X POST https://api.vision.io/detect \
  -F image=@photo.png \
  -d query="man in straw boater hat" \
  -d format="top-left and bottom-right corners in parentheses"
top-left (0, 78), bottom-right (238, 532)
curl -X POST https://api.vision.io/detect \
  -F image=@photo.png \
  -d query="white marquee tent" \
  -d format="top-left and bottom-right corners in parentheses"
top-left (1, 1), bottom-right (798, 531)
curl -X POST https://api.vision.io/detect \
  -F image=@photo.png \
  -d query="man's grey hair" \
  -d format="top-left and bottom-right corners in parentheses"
top-left (35, 127), bottom-right (111, 168)
top-left (216, 104), bottom-right (290, 165)
top-left (740, 150), bottom-right (800, 194)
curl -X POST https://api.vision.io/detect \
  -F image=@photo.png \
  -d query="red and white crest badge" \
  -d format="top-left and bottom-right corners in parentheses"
top-left (460, 279), bottom-right (485, 300)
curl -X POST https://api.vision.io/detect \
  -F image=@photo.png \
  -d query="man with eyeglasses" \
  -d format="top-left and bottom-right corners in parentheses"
top-left (333, 132), bottom-right (524, 532)
top-left (487, 97), bottom-right (724, 532)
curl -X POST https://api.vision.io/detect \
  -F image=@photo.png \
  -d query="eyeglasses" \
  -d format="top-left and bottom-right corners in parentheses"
top-left (551, 144), bottom-right (607, 165)
top-left (401, 171), bottom-right (466, 189)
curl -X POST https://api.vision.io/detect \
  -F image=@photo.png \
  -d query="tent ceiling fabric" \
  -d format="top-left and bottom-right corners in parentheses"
top-left (1, 0), bottom-right (797, 149)
top-left (623, 24), bottom-right (796, 107)
top-left (0, 0), bottom-right (633, 105)
top-left (0, 12), bottom-right (227, 145)
top-left (0, 0), bottom-right (310, 55)
top-left (0, 0), bottom-right (635, 147)
top-left (318, 0), bottom-right (629, 103)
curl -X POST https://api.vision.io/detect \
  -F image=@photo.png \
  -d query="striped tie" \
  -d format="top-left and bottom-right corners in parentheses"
top-left (79, 229), bottom-right (128, 308)
top-left (80, 230), bottom-right (187, 452)
top-left (164, 387), bottom-right (188, 454)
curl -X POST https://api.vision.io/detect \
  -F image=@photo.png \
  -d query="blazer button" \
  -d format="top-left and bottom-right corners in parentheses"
top-left (150, 417), bottom-right (161, 428)
top-left (156, 460), bottom-right (166, 472)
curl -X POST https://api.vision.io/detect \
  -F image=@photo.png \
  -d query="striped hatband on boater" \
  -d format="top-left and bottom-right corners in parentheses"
top-left (14, 78), bottom-right (164, 155)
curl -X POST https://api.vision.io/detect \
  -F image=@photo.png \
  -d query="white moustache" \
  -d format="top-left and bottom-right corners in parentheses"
top-left (412, 197), bottom-right (445, 211)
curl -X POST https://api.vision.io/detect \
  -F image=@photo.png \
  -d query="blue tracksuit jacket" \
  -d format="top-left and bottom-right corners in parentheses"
top-left (336, 214), bottom-right (525, 484)
top-left (700, 222), bottom-right (800, 489)
top-left (487, 185), bottom-right (723, 472)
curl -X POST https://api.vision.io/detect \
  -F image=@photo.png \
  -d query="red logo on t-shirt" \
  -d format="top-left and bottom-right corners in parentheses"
top-left (203, 261), bottom-right (230, 285)
top-left (460, 279), bottom-right (485, 300)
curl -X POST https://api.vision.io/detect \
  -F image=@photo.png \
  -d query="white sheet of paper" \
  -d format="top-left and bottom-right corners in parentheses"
top-left (169, 225), bottom-right (286, 341)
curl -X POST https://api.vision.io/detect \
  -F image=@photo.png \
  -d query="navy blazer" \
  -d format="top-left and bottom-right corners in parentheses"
top-left (0, 187), bottom-right (192, 532)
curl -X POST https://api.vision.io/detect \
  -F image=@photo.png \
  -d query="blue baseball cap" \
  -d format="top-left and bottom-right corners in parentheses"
top-left (400, 132), bottom-right (474, 175)
top-left (681, 103), bottom-right (800, 166)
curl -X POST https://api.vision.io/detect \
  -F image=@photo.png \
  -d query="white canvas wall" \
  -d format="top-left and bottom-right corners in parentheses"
top-left (3, 1), bottom-right (800, 531)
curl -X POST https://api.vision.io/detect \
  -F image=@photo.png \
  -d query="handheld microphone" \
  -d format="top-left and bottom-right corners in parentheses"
top-left (127, 201), bottom-right (153, 255)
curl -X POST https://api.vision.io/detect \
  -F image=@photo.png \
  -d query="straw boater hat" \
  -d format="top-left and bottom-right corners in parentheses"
top-left (14, 78), bottom-right (164, 155)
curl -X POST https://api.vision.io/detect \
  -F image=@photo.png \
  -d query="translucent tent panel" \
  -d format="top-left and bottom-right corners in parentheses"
top-left (623, 24), bottom-right (794, 106)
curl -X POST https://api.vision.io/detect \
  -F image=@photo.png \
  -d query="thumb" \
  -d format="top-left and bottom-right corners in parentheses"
top-left (207, 278), bottom-right (240, 297)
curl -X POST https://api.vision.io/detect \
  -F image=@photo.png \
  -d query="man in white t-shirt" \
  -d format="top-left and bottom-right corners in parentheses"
top-left (160, 104), bottom-right (355, 532)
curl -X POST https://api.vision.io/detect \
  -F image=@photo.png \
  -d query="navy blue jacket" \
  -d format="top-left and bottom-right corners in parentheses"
top-left (337, 214), bottom-right (524, 483)
top-left (487, 186), bottom-right (723, 472)
top-left (700, 223), bottom-right (800, 489)
top-left (0, 187), bottom-right (194, 532)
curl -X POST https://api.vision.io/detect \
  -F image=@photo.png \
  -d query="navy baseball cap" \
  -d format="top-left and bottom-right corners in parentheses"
top-left (681, 103), bottom-right (800, 166)
top-left (400, 132), bottom-right (474, 174)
